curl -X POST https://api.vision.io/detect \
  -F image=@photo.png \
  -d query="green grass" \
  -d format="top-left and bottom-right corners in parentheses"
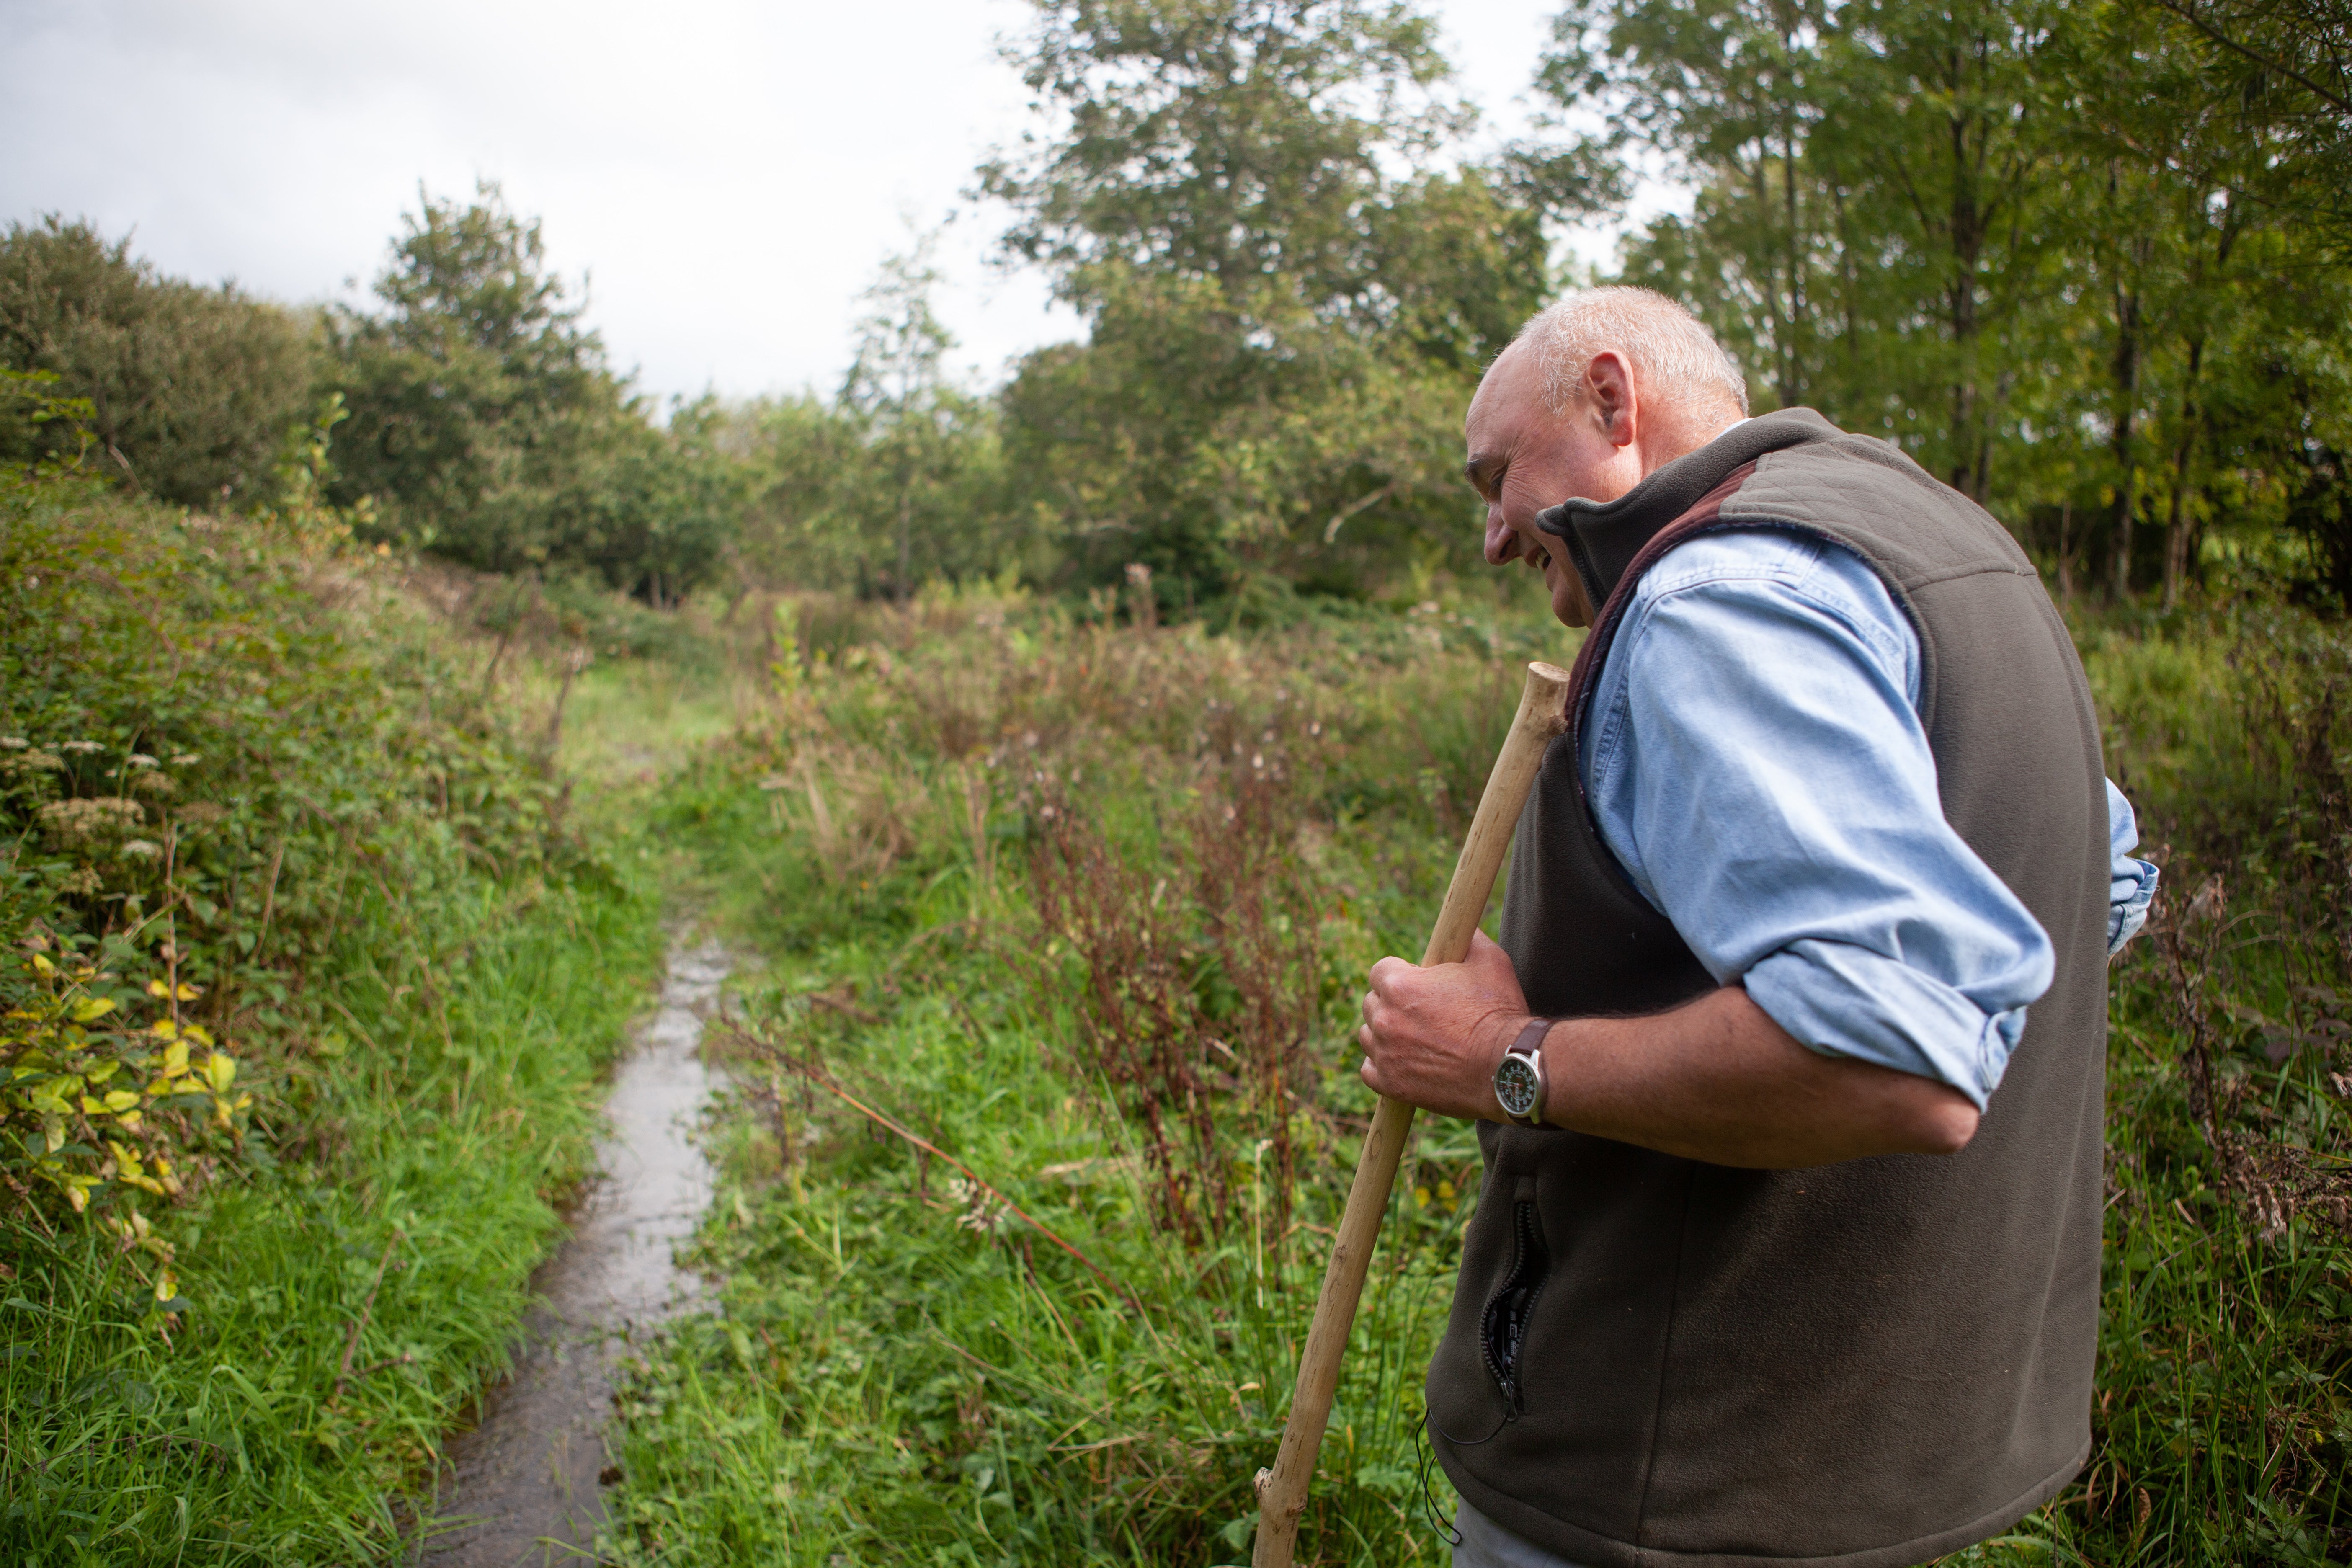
top-left (0, 874), bottom-right (655, 1564)
top-left (592, 582), bottom-right (2352, 1567)
top-left (0, 482), bottom-right (664, 1564)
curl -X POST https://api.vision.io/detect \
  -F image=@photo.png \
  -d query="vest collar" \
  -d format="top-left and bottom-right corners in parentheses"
top-left (1536, 407), bottom-right (1841, 611)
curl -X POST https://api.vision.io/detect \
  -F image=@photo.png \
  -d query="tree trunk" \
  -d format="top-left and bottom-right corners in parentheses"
top-left (896, 483), bottom-right (914, 603)
top-left (2163, 337), bottom-right (2207, 609)
top-left (1945, 83), bottom-right (1985, 500)
top-left (2057, 502), bottom-right (2073, 601)
top-left (2110, 279), bottom-right (2142, 600)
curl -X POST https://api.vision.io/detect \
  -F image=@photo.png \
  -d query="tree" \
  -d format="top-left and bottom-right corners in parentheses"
top-left (841, 237), bottom-right (997, 599)
top-left (984, 0), bottom-right (1553, 609)
top-left (1543, 0), bottom-right (2352, 608)
top-left (328, 182), bottom-right (720, 597)
top-left (0, 217), bottom-right (314, 508)
top-left (1550, 0), bottom-right (2066, 501)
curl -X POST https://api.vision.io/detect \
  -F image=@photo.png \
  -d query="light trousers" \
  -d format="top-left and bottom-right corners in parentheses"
top-left (1449, 1502), bottom-right (1590, 1568)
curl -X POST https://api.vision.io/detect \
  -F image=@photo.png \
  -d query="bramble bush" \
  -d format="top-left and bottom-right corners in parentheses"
top-left (0, 380), bottom-right (573, 1292)
top-left (0, 374), bottom-right (659, 1563)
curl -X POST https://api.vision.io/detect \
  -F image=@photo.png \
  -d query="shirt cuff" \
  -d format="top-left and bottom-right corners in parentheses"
top-left (2108, 858), bottom-right (2159, 956)
top-left (1743, 939), bottom-right (2027, 1110)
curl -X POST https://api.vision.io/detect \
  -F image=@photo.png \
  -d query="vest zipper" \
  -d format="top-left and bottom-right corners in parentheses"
top-left (1479, 1198), bottom-right (1550, 1415)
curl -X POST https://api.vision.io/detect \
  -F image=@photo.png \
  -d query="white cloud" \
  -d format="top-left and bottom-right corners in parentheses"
top-left (0, 0), bottom-right (1674, 403)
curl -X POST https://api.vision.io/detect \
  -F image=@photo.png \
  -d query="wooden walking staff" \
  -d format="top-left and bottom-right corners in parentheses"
top-left (1251, 660), bottom-right (1574, 1568)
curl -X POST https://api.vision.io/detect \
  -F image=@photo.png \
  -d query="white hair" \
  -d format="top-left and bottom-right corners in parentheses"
top-left (1516, 287), bottom-right (1749, 419)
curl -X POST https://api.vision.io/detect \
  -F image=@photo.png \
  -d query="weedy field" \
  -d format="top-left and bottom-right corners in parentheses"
top-left (587, 582), bottom-right (2352, 1567)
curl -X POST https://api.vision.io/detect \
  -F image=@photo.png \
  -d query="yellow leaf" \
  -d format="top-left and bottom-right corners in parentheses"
top-left (183, 1025), bottom-right (213, 1047)
top-left (102, 1089), bottom-right (139, 1113)
top-left (154, 1270), bottom-right (178, 1302)
top-left (174, 982), bottom-right (200, 1001)
top-left (162, 1040), bottom-right (188, 1078)
top-left (145, 979), bottom-right (169, 998)
top-left (150, 1020), bottom-right (178, 1041)
top-left (32, 954), bottom-right (56, 977)
top-left (115, 1108), bottom-right (144, 1132)
top-left (70, 996), bottom-right (116, 1023)
top-left (80, 1095), bottom-right (104, 1115)
top-left (202, 1054), bottom-right (236, 1094)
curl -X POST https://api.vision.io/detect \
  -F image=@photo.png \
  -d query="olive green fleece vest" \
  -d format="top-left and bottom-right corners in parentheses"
top-left (1425, 409), bottom-right (2110, 1568)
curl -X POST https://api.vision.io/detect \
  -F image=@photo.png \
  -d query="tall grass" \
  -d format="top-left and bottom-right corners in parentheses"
top-left (2069, 604), bottom-right (2352, 1564)
top-left (0, 480), bottom-right (660, 1564)
top-left (0, 876), bottom-right (653, 1563)
top-left (598, 585), bottom-right (1550, 1565)
top-left (603, 578), bottom-right (2352, 1567)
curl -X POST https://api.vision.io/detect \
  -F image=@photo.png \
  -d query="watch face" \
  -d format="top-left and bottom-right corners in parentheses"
top-left (1495, 1053), bottom-right (1541, 1118)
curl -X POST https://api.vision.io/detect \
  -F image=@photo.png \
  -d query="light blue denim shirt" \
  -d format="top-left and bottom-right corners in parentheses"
top-left (1579, 527), bottom-right (2159, 1109)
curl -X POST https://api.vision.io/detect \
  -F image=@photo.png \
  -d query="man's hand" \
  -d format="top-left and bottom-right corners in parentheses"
top-left (1357, 932), bottom-right (1983, 1168)
top-left (1357, 931), bottom-right (1530, 1121)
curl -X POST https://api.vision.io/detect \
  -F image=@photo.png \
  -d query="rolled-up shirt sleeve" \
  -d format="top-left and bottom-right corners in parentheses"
top-left (1581, 530), bottom-right (2054, 1109)
top-left (2106, 779), bottom-right (2159, 954)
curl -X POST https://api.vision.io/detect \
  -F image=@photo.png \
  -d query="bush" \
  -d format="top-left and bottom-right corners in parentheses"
top-left (0, 217), bottom-right (315, 508)
top-left (0, 410), bottom-right (658, 1561)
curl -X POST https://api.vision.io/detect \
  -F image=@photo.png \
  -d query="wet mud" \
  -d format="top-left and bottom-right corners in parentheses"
top-left (419, 939), bottom-right (729, 1566)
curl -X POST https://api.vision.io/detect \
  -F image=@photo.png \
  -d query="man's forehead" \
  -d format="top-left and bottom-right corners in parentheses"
top-left (1465, 346), bottom-right (1540, 451)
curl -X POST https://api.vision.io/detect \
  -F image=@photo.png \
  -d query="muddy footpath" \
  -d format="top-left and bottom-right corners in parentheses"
top-left (419, 939), bottom-right (730, 1566)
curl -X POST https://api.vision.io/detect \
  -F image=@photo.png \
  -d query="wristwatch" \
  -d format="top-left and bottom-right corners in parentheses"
top-left (1492, 1017), bottom-right (1553, 1128)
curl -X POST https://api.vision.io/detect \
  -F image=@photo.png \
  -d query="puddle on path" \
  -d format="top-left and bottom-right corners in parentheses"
top-left (420, 939), bottom-right (730, 1566)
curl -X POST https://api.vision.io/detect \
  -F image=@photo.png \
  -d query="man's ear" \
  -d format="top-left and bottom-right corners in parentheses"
top-left (1585, 351), bottom-right (1638, 449)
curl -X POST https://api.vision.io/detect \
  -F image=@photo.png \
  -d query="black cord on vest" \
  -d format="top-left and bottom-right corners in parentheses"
top-left (1411, 1404), bottom-right (1465, 1548)
top-left (1429, 1395), bottom-right (1516, 1448)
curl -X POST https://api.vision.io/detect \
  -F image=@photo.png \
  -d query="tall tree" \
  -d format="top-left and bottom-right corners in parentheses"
top-left (1553, 0), bottom-right (2064, 502)
top-left (984, 0), bottom-right (1552, 607)
top-left (840, 237), bottom-right (992, 599)
top-left (329, 183), bottom-right (721, 596)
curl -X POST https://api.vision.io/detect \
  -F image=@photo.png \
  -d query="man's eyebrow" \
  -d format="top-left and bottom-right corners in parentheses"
top-left (1463, 453), bottom-right (1501, 487)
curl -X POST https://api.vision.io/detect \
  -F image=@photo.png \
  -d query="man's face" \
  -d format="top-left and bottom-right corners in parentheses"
top-left (1462, 343), bottom-right (1629, 628)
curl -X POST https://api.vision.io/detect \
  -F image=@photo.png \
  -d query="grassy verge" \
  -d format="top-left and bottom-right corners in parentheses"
top-left (594, 581), bottom-right (2351, 1567)
top-left (0, 474), bottom-right (660, 1563)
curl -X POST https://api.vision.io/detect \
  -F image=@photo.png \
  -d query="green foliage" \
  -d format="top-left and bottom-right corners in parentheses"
top-left (328, 183), bottom-right (725, 601)
top-left (0, 217), bottom-right (315, 508)
top-left (0, 449), bottom-right (658, 1561)
top-left (982, 0), bottom-right (1554, 607)
top-left (0, 877), bottom-right (654, 1565)
top-left (1545, 0), bottom-right (2352, 609)
top-left (2063, 602), bottom-right (2352, 1561)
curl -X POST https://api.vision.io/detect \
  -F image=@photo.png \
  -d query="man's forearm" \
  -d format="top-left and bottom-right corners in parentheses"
top-left (1354, 933), bottom-right (1980, 1170)
top-left (1537, 985), bottom-right (1980, 1168)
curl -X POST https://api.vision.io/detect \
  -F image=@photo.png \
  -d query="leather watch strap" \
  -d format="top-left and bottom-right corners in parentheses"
top-left (1508, 1016), bottom-right (1553, 1128)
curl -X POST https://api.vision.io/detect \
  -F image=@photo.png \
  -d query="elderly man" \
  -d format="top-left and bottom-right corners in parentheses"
top-left (1358, 288), bottom-right (2158, 1568)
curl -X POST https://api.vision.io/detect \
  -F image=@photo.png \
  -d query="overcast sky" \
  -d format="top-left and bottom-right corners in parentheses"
top-left (0, 0), bottom-right (1678, 406)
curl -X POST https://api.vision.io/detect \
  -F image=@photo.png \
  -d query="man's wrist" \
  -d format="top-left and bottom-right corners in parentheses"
top-left (1493, 1015), bottom-right (1556, 1127)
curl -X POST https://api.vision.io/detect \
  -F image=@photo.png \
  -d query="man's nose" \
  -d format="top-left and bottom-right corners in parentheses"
top-left (1484, 506), bottom-right (1520, 567)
